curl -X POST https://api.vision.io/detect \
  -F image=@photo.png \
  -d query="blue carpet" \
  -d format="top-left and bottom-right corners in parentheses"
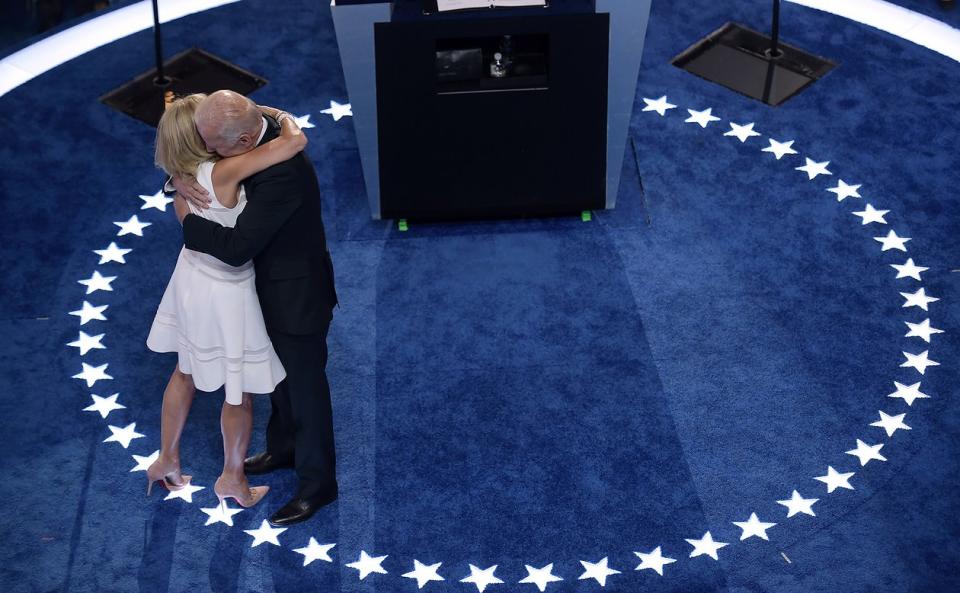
top-left (0, 1), bottom-right (959, 592)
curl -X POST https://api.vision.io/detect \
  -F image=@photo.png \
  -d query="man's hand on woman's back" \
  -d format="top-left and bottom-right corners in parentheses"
top-left (171, 175), bottom-right (212, 210)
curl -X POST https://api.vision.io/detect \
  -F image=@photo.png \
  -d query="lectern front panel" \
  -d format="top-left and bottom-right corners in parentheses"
top-left (375, 13), bottom-right (609, 221)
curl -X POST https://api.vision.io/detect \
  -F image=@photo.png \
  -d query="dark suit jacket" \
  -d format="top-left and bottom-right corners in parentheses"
top-left (182, 116), bottom-right (337, 335)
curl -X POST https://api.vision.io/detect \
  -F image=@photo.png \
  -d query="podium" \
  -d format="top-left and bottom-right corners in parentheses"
top-left (332, 0), bottom-right (651, 221)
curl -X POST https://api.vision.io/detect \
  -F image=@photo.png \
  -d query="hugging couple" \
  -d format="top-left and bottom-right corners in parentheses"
top-left (145, 90), bottom-right (338, 527)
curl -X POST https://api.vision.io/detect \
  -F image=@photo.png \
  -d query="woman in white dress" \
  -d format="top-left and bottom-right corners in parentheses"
top-left (145, 94), bottom-right (306, 508)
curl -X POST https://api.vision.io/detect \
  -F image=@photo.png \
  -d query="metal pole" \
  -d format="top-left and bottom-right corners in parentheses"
top-left (770, 0), bottom-right (781, 57)
top-left (152, 0), bottom-right (170, 85)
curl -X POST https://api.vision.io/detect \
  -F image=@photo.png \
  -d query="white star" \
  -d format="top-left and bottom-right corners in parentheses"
top-left (403, 560), bottom-right (445, 589)
top-left (77, 270), bottom-right (116, 295)
top-left (93, 242), bottom-right (132, 264)
top-left (293, 538), bottom-right (336, 566)
top-left (461, 564), bottom-right (503, 592)
top-left (905, 319), bottom-right (943, 343)
top-left (139, 190), bottom-right (174, 211)
top-left (777, 490), bottom-right (818, 517)
top-left (200, 501), bottom-right (244, 526)
top-left (346, 550), bottom-right (388, 580)
top-left (518, 564), bottom-right (562, 592)
top-left (724, 121), bottom-right (761, 142)
top-left (69, 301), bottom-right (108, 325)
top-left (103, 422), bottom-right (144, 449)
top-left (633, 546), bottom-right (676, 576)
top-left (900, 288), bottom-right (938, 311)
top-left (66, 331), bottom-right (105, 355)
top-left (874, 230), bottom-right (910, 252)
top-left (73, 362), bottom-right (112, 387)
top-left (762, 138), bottom-right (798, 160)
top-left (814, 466), bottom-right (855, 493)
top-left (293, 114), bottom-right (316, 129)
top-left (129, 449), bottom-right (159, 472)
top-left (887, 381), bottom-right (930, 406)
top-left (891, 258), bottom-right (928, 281)
top-left (827, 179), bottom-right (862, 201)
top-left (243, 519), bottom-right (287, 547)
top-left (795, 158), bottom-right (832, 180)
top-left (685, 532), bottom-right (729, 560)
top-left (578, 557), bottom-right (621, 586)
top-left (684, 107), bottom-right (721, 128)
top-left (852, 204), bottom-right (889, 225)
top-left (846, 439), bottom-right (887, 466)
top-left (641, 95), bottom-right (677, 116)
top-left (901, 350), bottom-right (939, 374)
top-left (871, 410), bottom-right (912, 437)
top-left (732, 513), bottom-right (777, 541)
top-left (320, 100), bottom-right (352, 122)
top-left (114, 215), bottom-right (151, 237)
top-left (83, 392), bottom-right (125, 419)
top-left (163, 480), bottom-right (203, 502)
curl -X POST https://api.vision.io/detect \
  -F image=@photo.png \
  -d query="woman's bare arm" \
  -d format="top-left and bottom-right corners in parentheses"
top-left (210, 110), bottom-right (308, 208)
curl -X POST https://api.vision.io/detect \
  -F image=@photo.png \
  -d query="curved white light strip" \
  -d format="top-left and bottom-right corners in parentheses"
top-left (787, 0), bottom-right (960, 63)
top-left (0, 0), bottom-right (240, 98)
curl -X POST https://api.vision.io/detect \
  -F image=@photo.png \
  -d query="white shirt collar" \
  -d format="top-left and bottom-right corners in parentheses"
top-left (256, 116), bottom-right (268, 145)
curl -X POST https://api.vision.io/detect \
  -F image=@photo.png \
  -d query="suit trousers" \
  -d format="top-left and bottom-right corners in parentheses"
top-left (265, 321), bottom-right (338, 499)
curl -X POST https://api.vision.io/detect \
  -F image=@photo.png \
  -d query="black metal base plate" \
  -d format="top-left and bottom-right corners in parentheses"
top-left (100, 48), bottom-right (267, 126)
top-left (673, 23), bottom-right (836, 106)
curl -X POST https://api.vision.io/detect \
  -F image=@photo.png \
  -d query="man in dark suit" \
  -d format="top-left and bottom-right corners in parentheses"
top-left (171, 90), bottom-right (338, 526)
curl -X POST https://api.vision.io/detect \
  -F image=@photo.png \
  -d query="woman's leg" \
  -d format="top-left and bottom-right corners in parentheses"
top-left (218, 393), bottom-right (254, 501)
top-left (150, 365), bottom-right (196, 486)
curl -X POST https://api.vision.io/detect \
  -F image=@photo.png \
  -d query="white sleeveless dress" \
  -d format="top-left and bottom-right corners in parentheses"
top-left (146, 161), bottom-right (286, 405)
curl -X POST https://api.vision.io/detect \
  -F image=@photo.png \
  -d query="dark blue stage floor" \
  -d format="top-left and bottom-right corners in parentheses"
top-left (0, 1), bottom-right (958, 592)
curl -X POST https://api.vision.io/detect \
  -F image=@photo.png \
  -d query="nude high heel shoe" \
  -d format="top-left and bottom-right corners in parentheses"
top-left (146, 460), bottom-right (190, 496)
top-left (214, 477), bottom-right (269, 509)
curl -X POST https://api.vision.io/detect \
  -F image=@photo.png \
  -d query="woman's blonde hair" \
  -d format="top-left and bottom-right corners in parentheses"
top-left (154, 94), bottom-right (217, 178)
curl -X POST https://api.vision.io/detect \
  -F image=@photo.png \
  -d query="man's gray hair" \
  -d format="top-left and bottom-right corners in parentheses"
top-left (195, 90), bottom-right (261, 145)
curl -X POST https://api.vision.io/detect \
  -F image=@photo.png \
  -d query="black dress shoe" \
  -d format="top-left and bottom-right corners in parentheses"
top-left (243, 451), bottom-right (294, 475)
top-left (268, 488), bottom-right (338, 527)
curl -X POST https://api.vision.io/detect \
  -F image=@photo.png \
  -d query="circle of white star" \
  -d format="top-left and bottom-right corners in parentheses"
top-left (200, 502), bottom-right (244, 526)
top-left (685, 532), bottom-right (729, 560)
top-left (795, 158), bottom-right (832, 180)
top-left (460, 564), bottom-right (503, 592)
top-left (633, 546), bottom-right (676, 575)
top-left (887, 381), bottom-right (930, 406)
top-left (870, 411), bottom-right (911, 437)
top-left (103, 422), bottom-right (144, 449)
top-left (139, 190), bottom-right (174, 211)
top-left (519, 563), bottom-right (562, 591)
top-left (113, 215), bottom-right (151, 237)
top-left (777, 490), bottom-right (818, 517)
top-left (93, 242), bottom-right (132, 264)
top-left (732, 513), bottom-right (777, 541)
top-left (244, 519), bottom-right (287, 547)
top-left (403, 559), bottom-right (444, 589)
top-left (68, 99), bottom-right (953, 584)
top-left (684, 107), bottom-right (721, 128)
top-left (845, 439), bottom-right (887, 466)
top-left (641, 95), bottom-right (676, 116)
top-left (578, 557), bottom-right (620, 586)
top-left (69, 301), bottom-right (108, 325)
top-left (346, 550), bottom-right (388, 580)
top-left (724, 121), bottom-right (761, 142)
top-left (827, 179), bottom-right (862, 201)
top-left (78, 270), bottom-right (116, 294)
top-left (813, 466), bottom-right (855, 493)
top-left (320, 100), bottom-right (352, 122)
top-left (84, 393), bottom-right (125, 419)
top-left (762, 138), bottom-right (798, 159)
